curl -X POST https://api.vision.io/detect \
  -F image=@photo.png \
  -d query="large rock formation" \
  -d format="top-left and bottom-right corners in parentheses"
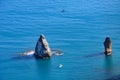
top-left (104, 37), bottom-right (112, 55)
top-left (34, 34), bottom-right (52, 58)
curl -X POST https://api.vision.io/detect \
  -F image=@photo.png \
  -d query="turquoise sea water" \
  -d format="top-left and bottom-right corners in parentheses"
top-left (0, 0), bottom-right (120, 80)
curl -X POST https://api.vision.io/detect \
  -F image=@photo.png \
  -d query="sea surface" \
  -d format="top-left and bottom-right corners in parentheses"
top-left (0, 0), bottom-right (120, 80)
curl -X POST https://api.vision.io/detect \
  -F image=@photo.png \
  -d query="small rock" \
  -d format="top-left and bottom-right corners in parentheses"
top-left (104, 36), bottom-right (112, 55)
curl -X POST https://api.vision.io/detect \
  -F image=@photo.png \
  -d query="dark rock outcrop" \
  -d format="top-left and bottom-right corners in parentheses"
top-left (104, 37), bottom-right (112, 55)
top-left (34, 34), bottom-right (52, 58)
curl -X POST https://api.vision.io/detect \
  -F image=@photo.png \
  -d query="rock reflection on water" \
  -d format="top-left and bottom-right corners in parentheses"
top-left (104, 56), bottom-right (113, 74)
top-left (35, 59), bottom-right (51, 80)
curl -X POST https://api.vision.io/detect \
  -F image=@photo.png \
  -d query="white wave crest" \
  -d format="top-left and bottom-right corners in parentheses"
top-left (23, 50), bottom-right (35, 56)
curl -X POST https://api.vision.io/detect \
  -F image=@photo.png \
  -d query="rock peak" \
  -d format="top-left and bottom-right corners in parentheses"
top-left (34, 34), bottom-right (52, 58)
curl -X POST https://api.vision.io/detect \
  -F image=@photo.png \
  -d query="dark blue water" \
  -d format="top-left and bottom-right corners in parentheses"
top-left (0, 0), bottom-right (120, 80)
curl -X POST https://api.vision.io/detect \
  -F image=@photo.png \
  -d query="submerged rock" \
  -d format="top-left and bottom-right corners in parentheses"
top-left (106, 75), bottom-right (120, 80)
top-left (34, 34), bottom-right (52, 58)
top-left (61, 10), bottom-right (65, 12)
top-left (51, 49), bottom-right (63, 56)
top-left (104, 37), bottom-right (112, 55)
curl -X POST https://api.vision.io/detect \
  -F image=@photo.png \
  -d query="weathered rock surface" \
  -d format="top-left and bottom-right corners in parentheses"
top-left (34, 34), bottom-right (52, 58)
top-left (104, 37), bottom-right (112, 55)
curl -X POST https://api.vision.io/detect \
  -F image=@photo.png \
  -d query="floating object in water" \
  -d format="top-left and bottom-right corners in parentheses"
top-left (59, 64), bottom-right (63, 69)
top-left (34, 34), bottom-right (52, 58)
top-left (104, 36), bottom-right (112, 55)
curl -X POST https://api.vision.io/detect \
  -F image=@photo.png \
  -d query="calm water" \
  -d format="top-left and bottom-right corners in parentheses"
top-left (0, 0), bottom-right (120, 80)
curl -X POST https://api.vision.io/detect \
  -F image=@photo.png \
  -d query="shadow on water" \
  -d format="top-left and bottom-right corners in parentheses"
top-left (11, 50), bottom-right (35, 60)
top-left (84, 52), bottom-right (104, 58)
top-left (35, 58), bottom-right (51, 80)
top-left (11, 55), bottom-right (34, 60)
